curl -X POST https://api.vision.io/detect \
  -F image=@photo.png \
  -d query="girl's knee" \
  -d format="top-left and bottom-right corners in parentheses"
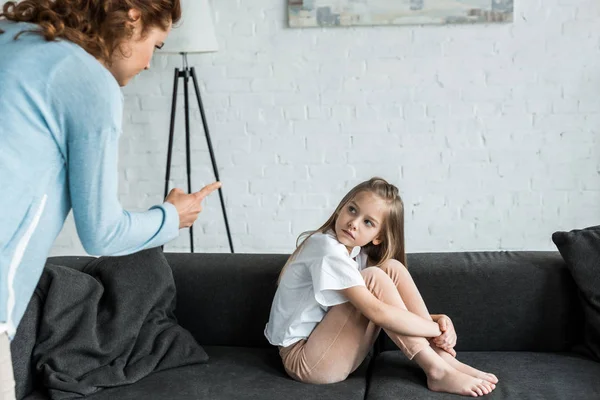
top-left (361, 267), bottom-right (395, 290)
top-left (380, 258), bottom-right (409, 276)
top-left (361, 266), bottom-right (388, 281)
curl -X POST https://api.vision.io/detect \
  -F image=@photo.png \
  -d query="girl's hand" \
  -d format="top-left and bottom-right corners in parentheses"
top-left (432, 315), bottom-right (457, 355)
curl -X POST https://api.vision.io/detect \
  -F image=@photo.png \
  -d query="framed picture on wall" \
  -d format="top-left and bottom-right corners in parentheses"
top-left (289, 0), bottom-right (513, 28)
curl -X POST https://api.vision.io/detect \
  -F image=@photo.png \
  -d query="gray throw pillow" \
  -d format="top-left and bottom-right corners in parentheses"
top-left (552, 225), bottom-right (600, 361)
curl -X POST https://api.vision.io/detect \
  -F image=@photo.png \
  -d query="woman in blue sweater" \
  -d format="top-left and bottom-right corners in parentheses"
top-left (0, 1), bottom-right (220, 397)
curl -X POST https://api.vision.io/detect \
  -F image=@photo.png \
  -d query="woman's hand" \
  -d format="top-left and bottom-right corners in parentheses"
top-left (432, 314), bottom-right (457, 356)
top-left (165, 182), bottom-right (222, 229)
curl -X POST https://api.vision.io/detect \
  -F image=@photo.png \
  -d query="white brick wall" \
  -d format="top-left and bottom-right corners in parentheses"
top-left (50, 0), bottom-right (600, 256)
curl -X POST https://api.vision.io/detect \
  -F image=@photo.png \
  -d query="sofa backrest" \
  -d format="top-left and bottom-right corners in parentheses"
top-left (379, 251), bottom-right (584, 352)
top-left (36, 251), bottom-right (585, 352)
top-left (162, 251), bottom-right (583, 353)
top-left (165, 252), bottom-right (287, 348)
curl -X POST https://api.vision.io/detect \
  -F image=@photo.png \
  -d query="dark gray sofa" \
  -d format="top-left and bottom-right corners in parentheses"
top-left (12, 251), bottom-right (600, 399)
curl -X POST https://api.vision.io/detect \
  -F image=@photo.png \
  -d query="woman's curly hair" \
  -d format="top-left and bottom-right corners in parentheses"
top-left (0, 0), bottom-right (181, 62)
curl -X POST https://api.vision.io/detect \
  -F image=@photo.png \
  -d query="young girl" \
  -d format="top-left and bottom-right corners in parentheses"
top-left (265, 177), bottom-right (498, 397)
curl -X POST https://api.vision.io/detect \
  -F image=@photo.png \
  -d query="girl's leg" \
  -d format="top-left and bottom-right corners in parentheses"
top-left (280, 267), bottom-right (492, 396)
top-left (279, 266), bottom-right (427, 385)
top-left (379, 259), bottom-right (498, 385)
top-left (279, 300), bottom-right (379, 385)
top-left (379, 259), bottom-right (431, 318)
top-left (361, 267), bottom-right (494, 396)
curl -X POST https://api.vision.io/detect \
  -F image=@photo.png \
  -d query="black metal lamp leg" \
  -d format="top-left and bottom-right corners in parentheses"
top-left (164, 68), bottom-right (180, 200)
top-left (163, 68), bottom-right (180, 252)
top-left (183, 69), bottom-right (195, 253)
top-left (190, 67), bottom-right (234, 253)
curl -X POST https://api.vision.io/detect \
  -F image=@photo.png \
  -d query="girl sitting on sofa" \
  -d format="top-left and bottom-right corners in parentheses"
top-left (265, 177), bottom-right (498, 397)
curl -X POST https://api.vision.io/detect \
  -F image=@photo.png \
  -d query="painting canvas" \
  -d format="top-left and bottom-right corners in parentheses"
top-left (288, 0), bottom-right (513, 27)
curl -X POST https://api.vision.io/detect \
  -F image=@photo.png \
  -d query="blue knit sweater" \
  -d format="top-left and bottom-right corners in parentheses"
top-left (0, 21), bottom-right (179, 339)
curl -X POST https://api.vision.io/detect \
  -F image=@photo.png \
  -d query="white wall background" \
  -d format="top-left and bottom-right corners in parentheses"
top-left (51, 0), bottom-right (600, 256)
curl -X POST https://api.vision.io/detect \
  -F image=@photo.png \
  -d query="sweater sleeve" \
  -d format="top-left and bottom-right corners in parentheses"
top-left (52, 50), bottom-right (179, 256)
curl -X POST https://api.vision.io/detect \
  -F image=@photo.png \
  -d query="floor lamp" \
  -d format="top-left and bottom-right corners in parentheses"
top-left (159, 0), bottom-right (234, 253)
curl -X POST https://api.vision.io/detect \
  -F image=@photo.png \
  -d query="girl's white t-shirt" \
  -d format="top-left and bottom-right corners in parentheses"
top-left (264, 231), bottom-right (369, 347)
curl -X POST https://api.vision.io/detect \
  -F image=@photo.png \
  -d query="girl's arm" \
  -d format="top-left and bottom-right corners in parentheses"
top-left (340, 286), bottom-right (442, 337)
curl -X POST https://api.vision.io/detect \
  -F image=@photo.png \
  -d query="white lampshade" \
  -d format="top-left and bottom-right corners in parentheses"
top-left (161, 0), bottom-right (218, 54)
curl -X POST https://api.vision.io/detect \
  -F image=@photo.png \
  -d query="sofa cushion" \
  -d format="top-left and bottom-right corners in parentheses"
top-left (379, 251), bottom-right (583, 353)
top-left (366, 350), bottom-right (600, 399)
top-left (553, 225), bottom-right (600, 361)
top-left (23, 346), bottom-right (370, 400)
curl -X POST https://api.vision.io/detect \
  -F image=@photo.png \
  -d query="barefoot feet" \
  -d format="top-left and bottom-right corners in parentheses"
top-left (432, 345), bottom-right (499, 385)
top-left (427, 364), bottom-right (495, 397)
top-left (413, 346), bottom-right (496, 397)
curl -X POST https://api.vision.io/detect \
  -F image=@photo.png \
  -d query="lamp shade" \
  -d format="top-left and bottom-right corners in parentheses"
top-left (161, 0), bottom-right (218, 54)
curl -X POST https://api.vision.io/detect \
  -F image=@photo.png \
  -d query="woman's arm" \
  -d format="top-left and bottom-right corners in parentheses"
top-left (340, 286), bottom-right (442, 337)
top-left (67, 126), bottom-right (179, 255)
top-left (55, 60), bottom-right (180, 255)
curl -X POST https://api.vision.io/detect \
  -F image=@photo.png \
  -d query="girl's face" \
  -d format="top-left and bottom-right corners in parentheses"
top-left (334, 191), bottom-right (387, 253)
top-left (105, 9), bottom-right (171, 87)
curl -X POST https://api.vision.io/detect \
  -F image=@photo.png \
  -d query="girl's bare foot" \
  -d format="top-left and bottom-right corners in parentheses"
top-left (427, 365), bottom-right (494, 397)
top-left (413, 346), bottom-right (495, 397)
top-left (432, 345), bottom-right (499, 385)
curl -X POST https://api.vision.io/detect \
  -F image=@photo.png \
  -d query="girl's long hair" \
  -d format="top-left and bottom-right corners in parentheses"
top-left (278, 177), bottom-right (406, 283)
top-left (0, 0), bottom-right (181, 63)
